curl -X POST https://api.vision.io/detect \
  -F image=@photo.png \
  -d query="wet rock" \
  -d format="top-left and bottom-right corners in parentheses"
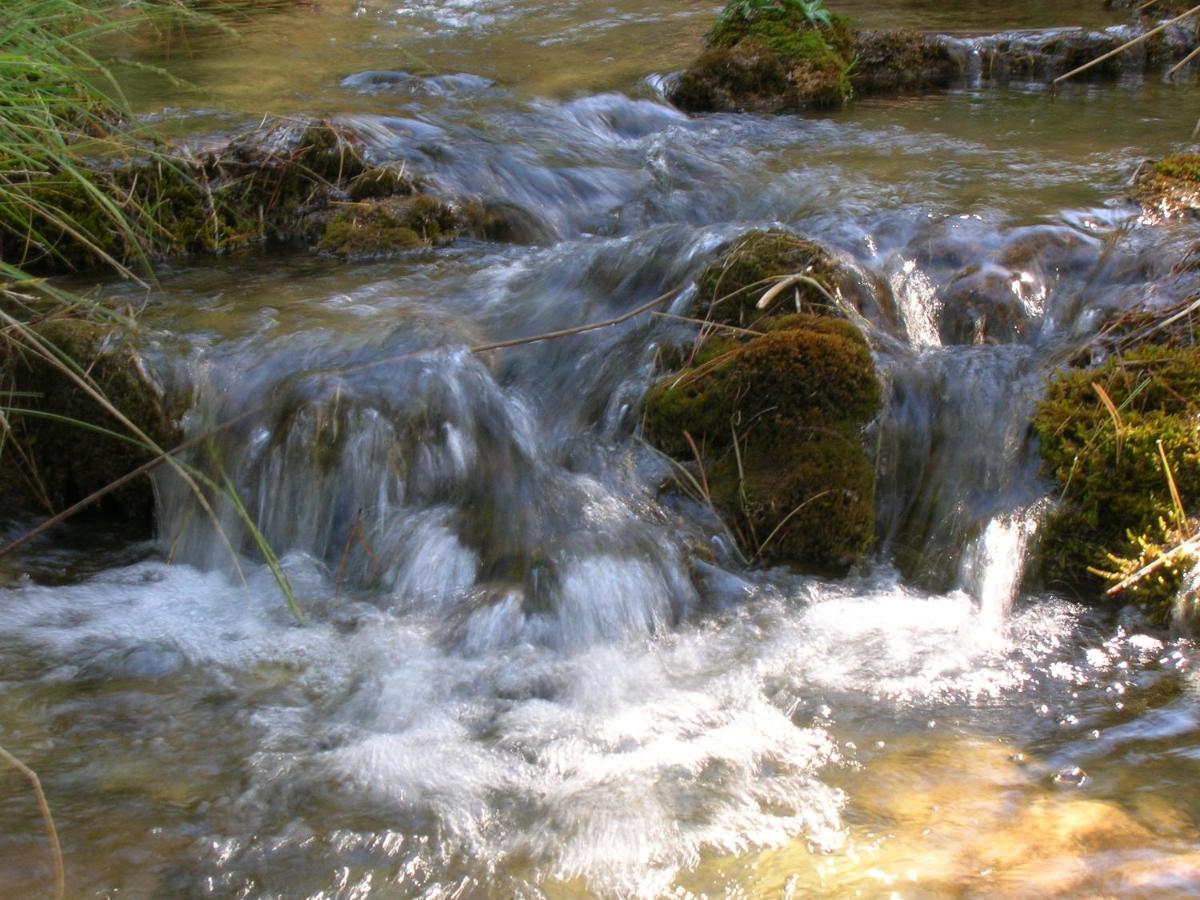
top-left (1133, 153), bottom-right (1200, 222)
top-left (966, 21), bottom-right (1198, 82)
top-left (460, 199), bottom-right (559, 246)
top-left (670, 6), bottom-right (1199, 115)
top-left (938, 265), bottom-right (1031, 345)
top-left (0, 316), bottom-right (182, 523)
top-left (997, 224), bottom-right (1099, 275)
top-left (644, 237), bottom-right (881, 574)
top-left (669, 5), bottom-right (857, 113)
top-left (850, 30), bottom-right (965, 95)
top-left (694, 230), bottom-right (895, 329)
top-left (1032, 345), bottom-right (1200, 624)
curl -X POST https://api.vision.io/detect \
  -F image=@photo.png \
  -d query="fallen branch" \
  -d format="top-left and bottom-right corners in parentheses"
top-left (1105, 532), bottom-right (1200, 595)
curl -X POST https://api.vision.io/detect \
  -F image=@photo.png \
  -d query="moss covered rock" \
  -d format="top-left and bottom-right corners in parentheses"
top-left (849, 30), bottom-right (964, 95)
top-left (694, 229), bottom-right (891, 329)
top-left (670, 2), bottom-right (856, 112)
top-left (1133, 154), bottom-right (1200, 222)
top-left (0, 316), bottom-right (181, 523)
top-left (668, 3), bottom-right (968, 114)
top-left (1033, 345), bottom-right (1200, 622)
top-left (318, 195), bottom-right (463, 258)
top-left (644, 304), bottom-right (880, 573)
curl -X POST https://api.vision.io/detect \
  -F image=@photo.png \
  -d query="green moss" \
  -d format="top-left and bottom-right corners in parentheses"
top-left (709, 429), bottom-right (875, 571)
top-left (318, 195), bottom-right (462, 257)
top-left (0, 121), bottom-right (458, 273)
top-left (672, 4), bottom-right (856, 111)
top-left (1133, 153), bottom-right (1200, 221)
top-left (708, 6), bottom-right (854, 60)
top-left (297, 123), bottom-right (367, 182)
top-left (644, 313), bottom-right (879, 573)
top-left (695, 230), bottom-right (842, 327)
top-left (1033, 345), bottom-right (1200, 622)
top-left (347, 165), bottom-right (414, 201)
top-left (1152, 154), bottom-right (1200, 183)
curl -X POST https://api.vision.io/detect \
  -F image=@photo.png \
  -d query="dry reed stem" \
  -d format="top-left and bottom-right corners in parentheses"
top-left (0, 744), bottom-right (64, 900)
top-left (1052, 4), bottom-right (1200, 88)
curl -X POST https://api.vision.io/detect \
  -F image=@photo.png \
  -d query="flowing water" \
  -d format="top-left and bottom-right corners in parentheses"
top-left (3, 1), bottom-right (1200, 896)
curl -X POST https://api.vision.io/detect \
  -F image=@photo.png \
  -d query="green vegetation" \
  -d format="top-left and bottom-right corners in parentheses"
top-left (1134, 153), bottom-right (1200, 220)
top-left (644, 231), bottom-right (880, 573)
top-left (0, 0), bottom-right (307, 621)
top-left (696, 230), bottom-right (844, 326)
top-left (670, 0), bottom-right (855, 112)
top-left (1033, 346), bottom-right (1200, 621)
top-left (318, 194), bottom-right (464, 258)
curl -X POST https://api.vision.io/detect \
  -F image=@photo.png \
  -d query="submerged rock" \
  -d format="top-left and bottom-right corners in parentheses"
top-left (644, 231), bottom-right (881, 573)
top-left (0, 315), bottom-right (181, 523)
top-left (1032, 345), bottom-right (1200, 625)
top-left (938, 265), bottom-right (1032, 345)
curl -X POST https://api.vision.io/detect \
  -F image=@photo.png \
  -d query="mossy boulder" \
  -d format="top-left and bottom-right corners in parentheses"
top-left (644, 308), bottom-right (880, 573)
top-left (1033, 345), bottom-right (1200, 623)
top-left (0, 316), bottom-right (181, 524)
top-left (668, 3), bottom-right (968, 114)
top-left (1133, 154), bottom-right (1200, 222)
top-left (670, 3), bottom-right (857, 112)
top-left (693, 229), bottom-right (894, 331)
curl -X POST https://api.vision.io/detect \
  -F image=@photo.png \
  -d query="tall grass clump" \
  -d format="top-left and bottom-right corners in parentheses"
top-left (0, 0), bottom-right (302, 621)
top-left (0, 0), bottom-right (204, 277)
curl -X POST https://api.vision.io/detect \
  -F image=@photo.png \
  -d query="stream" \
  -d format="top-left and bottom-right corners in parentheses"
top-left (2, 0), bottom-right (1200, 896)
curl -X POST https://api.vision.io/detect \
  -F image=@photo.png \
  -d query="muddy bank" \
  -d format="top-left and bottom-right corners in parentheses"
top-left (0, 312), bottom-right (180, 523)
top-left (670, 8), bottom-right (1199, 114)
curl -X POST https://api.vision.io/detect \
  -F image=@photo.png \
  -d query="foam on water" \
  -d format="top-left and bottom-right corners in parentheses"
top-left (0, 554), bottom-right (1108, 895)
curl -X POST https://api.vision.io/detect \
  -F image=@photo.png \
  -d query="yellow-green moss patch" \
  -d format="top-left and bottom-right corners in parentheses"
top-left (1033, 345), bottom-right (1200, 622)
top-left (1133, 153), bottom-right (1200, 222)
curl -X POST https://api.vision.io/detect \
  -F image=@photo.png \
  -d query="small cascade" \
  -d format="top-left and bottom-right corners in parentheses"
top-left (959, 502), bottom-right (1048, 621)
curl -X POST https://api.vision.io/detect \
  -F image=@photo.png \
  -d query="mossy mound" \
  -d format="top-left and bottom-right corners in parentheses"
top-left (318, 195), bottom-right (463, 258)
top-left (1033, 345), bottom-right (1200, 622)
top-left (0, 316), bottom-right (181, 523)
top-left (0, 121), bottom-right (463, 273)
top-left (1133, 154), bottom-right (1200, 222)
top-left (644, 311), bottom-right (880, 573)
top-left (671, 2), bottom-right (856, 112)
top-left (669, 4), bottom-right (968, 114)
top-left (695, 231), bottom-right (843, 326)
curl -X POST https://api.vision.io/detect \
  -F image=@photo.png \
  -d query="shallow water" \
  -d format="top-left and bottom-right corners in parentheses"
top-left (4, 0), bottom-right (1200, 896)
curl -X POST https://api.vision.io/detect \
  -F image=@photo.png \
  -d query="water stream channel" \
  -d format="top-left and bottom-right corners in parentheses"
top-left (2, 0), bottom-right (1200, 895)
